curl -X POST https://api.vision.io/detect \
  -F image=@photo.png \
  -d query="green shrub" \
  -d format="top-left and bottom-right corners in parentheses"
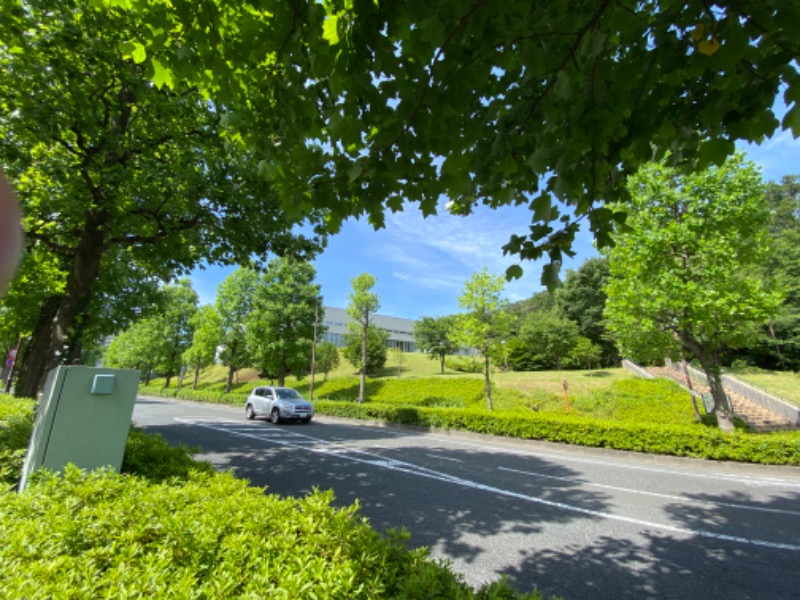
top-left (566, 378), bottom-right (698, 425)
top-left (0, 468), bottom-right (539, 599)
top-left (312, 400), bottom-right (800, 465)
top-left (445, 356), bottom-right (484, 373)
top-left (122, 428), bottom-right (214, 482)
top-left (149, 377), bottom-right (488, 409)
top-left (0, 393), bottom-right (35, 489)
top-left (139, 385), bottom-right (248, 405)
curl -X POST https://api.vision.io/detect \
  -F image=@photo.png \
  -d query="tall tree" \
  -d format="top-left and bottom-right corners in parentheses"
top-left (246, 258), bottom-right (322, 386)
top-left (742, 175), bottom-right (800, 369)
top-left (0, 1), bottom-right (323, 397)
top-left (507, 310), bottom-right (580, 372)
top-left (106, 0), bottom-right (798, 286)
top-left (216, 268), bottom-right (258, 393)
top-left (101, 279), bottom-right (197, 386)
top-left (346, 273), bottom-right (380, 403)
top-left (414, 315), bottom-right (459, 374)
top-left (103, 316), bottom-right (164, 384)
top-left (555, 258), bottom-right (619, 366)
top-left (452, 269), bottom-right (513, 410)
top-left (156, 279), bottom-right (198, 388)
top-left (604, 155), bottom-right (782, 431)
top-left (184, 305), bottom-right (222, 390)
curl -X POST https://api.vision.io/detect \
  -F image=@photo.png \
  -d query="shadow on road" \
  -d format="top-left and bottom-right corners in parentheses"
top-left (134, 403), bottom-right (800, 600)
top-left (507, 487), bottom-right (800, 600)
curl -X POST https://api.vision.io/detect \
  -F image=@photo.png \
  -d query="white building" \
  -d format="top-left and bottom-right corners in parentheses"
top-left (321, 306), bottom-right (416, 352)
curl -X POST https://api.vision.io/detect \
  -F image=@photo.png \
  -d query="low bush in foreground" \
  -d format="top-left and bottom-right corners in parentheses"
top-left (0, 468), bottom-right (537, 599)
top-left (0, 393), bottom-right (210, 488)
top-left (0, 394), bottom-right (35, 488)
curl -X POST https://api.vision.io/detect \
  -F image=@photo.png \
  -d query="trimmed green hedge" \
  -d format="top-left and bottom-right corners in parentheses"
top-left (311, 401), bottom-right (800, 465)
top-left (0, 468), bottom-right (537, 599)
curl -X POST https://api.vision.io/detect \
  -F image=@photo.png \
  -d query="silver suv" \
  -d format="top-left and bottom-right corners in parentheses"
top-left (245, 386), bottom-right (314, 424)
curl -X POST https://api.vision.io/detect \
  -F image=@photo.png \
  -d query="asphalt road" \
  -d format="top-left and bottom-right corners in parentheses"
top-left (133, 396), bottom-right (800, 600)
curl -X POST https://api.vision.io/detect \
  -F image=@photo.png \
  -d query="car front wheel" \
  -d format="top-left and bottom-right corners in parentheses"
top-left (270, 408), bottom-right (281, 424)
top-left (245, 404), bottom-right (255, 420)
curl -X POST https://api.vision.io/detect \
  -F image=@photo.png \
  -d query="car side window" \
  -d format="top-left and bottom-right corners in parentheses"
top-left (255, 388), bottom-right (265, 397)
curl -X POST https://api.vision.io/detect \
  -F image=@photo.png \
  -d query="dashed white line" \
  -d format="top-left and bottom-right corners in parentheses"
top-left (427, 453), bottom-right (464, 463)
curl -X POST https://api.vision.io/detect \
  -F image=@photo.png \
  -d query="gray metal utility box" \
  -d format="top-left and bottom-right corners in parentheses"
top-left (19, 365), bottom-right (140, 490)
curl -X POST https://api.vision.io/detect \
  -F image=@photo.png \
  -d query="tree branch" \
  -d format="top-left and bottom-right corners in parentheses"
top-left (523, 0), bottom-right (613, 125)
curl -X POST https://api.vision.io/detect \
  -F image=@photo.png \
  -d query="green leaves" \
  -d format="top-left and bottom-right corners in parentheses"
top-left (697, 138), bottom-right (736, 169)
top-left (783, 104), bottom-right (800, 138)
top-left (84, 0), bottom-right (800, 290)
top-left (118, 40), bottom-right (146, 63)
top-left (0, 467), bottom-right (499, 598)
top-left (604, 155), bottom-right (781, 377)
top-left (505, 264), bottom-right (523, 280)
top-left (246, 257), bottom-right (321, 383)
top-left (150, 58), bottom-right (173, 89)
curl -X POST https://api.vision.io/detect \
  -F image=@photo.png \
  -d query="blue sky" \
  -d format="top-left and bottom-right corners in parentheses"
top-left (192, 130), bottom-right (799, 320)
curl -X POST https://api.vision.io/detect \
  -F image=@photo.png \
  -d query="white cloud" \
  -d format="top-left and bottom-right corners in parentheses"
top-left (392, 270), bottom-right (464, 292)
top-left (378, 203), bottom-right (554, 305)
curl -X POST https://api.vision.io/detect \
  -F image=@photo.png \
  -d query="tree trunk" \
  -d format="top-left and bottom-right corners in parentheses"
top-left (225, 365), bottom-right (234, 393)
top-left (309, 302), bottom-right (318, 401)
top-left (15, 222), bottom-right (106, 398)
top-left (683, 337), bottom-right (734, 431)
top-left (681, 359), bottom-right (702, 422)
top-left (176, 367), bottom-right (185, 393)
top-left (193, 364), bottom-right (200, 390)
top-left (484, 354), bottom-right (493, 411)
top-left (165, 373), bottom-right (172, 388)
top-left (277, 361), bottom-right (286, 387)
top-left (359, 317), bottom-right (368, 403)
top-left (768, 322), bottom-right (785, 370)
top-left (440, 353), bottom-right (445, 374)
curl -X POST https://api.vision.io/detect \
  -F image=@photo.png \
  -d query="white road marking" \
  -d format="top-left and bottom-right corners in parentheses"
top-left (175, 417), bottom-right (800, 553)
top-left (427, 453), bottom-right (464, 463)
top-left (498, 466), bottom-right (800, 517)
top-left (421, 433), bottom-right (800, 489)
top-left (329, 422), bottom-right (800, 488)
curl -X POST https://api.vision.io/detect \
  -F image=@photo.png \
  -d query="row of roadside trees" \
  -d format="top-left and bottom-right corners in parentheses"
top-left (105, 258), bottom-right (336, 393)
top-left (103, 263), bottom-right (391, 397)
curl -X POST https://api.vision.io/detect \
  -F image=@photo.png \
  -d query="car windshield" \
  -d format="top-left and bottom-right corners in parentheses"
top-left (275, 388), bottom-right (303, 400)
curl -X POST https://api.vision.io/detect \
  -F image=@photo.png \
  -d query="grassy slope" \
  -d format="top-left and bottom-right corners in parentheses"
top-left (154, 352), bottom-right (799, 424)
